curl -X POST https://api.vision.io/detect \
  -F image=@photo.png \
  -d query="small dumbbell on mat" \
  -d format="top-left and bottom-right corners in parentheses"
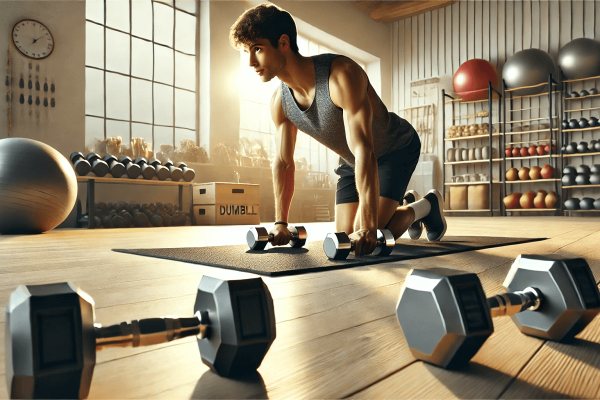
top-left (102, 154), bottom-right (126, 178)
top-left (85, 153), bottom-right (109, 177)
top-left (396, 254), bottom-right (600, 369)
top-left (69, 152), bottom-right (91, 176)
top-left (5, 276), bottom-right (276, 399)
top-left (119, 156), bottom-right (142, 179)
top-left (247, 226), bottom-right (307, 250)
top-left (323, 229), bottom-right (395, 260)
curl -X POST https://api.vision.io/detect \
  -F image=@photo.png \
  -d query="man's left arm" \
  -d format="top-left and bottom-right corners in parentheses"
top-left (330, 59), bottom-right (379, 254)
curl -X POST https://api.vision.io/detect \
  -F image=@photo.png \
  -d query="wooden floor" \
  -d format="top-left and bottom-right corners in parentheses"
top-left (1, 217), bottom-right (600, 399)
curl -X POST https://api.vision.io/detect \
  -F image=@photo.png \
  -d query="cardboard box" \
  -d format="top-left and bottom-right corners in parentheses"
top-left (192, 182), bottom-right (260, 205)
top-left (450, 186), bottom-right (468, 210)
top-left (193, 204), bottom-right (260, 225)
top-left (468, 185), bottom-right (490, 210)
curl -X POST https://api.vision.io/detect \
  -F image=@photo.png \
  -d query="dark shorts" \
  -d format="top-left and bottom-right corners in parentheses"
top-left (334, 132), bottom-right (421, 205)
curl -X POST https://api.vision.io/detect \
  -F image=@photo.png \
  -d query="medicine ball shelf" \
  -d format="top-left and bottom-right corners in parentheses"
top-left (444, 159), bottom-right (502, 165)
top-left (505, 128), bottom-right (559, 135)
top-left (444, 133), bottom-right (502, 142)
top-left (562, 184), bottom-right (600, 189)
top-left (563, 152), bottom-right (600, 158)
top-left (445, 181), bottom-right (502, 186)
top-left (506, 179), bottom-right (561, 184)
top-left (505, 208), bottom-right (558, 212)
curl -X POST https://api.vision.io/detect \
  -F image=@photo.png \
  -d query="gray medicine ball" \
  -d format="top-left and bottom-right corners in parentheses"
top-left (558, 38), bottom-right (600, 80)
top-left (503, 49), bottom-right (556, 96)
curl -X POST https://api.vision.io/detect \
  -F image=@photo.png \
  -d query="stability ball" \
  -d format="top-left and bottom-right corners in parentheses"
top-left (502, 49), bottom-right (556, 96)
top-left (558, 38), bottom-right (600, 80)
top-left (0, 138), bottom-right (77, 234)
top-left (453, 59), bottom-right (499, 101)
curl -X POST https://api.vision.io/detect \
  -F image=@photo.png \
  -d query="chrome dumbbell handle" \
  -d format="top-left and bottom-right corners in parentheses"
top-left (487, 287), bottom-right (543, 318)
top-left (95, 311), bottom-right (209, 350)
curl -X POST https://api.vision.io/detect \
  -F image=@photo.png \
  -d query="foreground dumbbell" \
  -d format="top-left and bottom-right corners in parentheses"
top-left (247, 225), bottom-right (307, 250)
top-left (102, 154), bottom-right (126, 178)
top-left (396, 254), bottom-right (600, 368)
top-left (119, 156), bottom-right (142, 179)
top-left (85, 153), bottom-right (109, 177)
top-left (323, 229), bottom-right (395, 260)
top-left (5, 276), bottom-right (276, 399)
top-left (134, 157), bottom-right (156, 180)
top-left (69, 152), bottom-right (91, 176)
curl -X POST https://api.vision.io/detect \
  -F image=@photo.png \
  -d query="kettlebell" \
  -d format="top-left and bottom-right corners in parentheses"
top-left (564, 198), bottom-right (580, 210)
top-left (577, 141), bottom-right (589, 153)
top-left (569, 119), bottom-right (579, 129)
top-left (579, 118), bottom-right (589, 128)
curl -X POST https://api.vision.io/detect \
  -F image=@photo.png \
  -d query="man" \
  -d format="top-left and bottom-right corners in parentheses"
top-left (230, 4), bottom-right (446, 256)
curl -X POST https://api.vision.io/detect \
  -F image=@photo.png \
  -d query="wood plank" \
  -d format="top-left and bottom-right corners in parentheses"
top-left (363, 1), bottom-right (455, 24)
top-left (523, 0), bottom-right (532, 51)
top-left (432, 8), bottom-right (439, 78)
top-left (548, 0), bottom-right (561, 61)
top-left (482, 0), bottom-right (490, 62)
top-left (531, 0), bottom-right (540, 50)
top-left (514, 0), bottom-right (523, 53)
top-left (446, 3), bottom-right (453, 74)
top-left (392, 22), bottom-right (399, 112)
top-left (420, 12), bottom-right (427, 80)
top-left (460, 1), bottom-right (467, 65)
top-left (572, 0), bottom-right (585, 40)
top-left (412, 15), bottom-right (419, 82)
top-left (584, 0), bottom-right (595, 39)
top-left (596, 0), bottom-right (600, 42)
top-left (398, 20), bottom-right (405, 111)
top-left (540, 0), bottom-right (549, 53)
top-left (468, 0), bottom-right (476, 60)
top-left (452, 2), bottom-right (460, 74)
top-left (429, 10), bottom-right (436, 79)
top-left (559, 0), bottom-right (572, 50)
top-left (506, 1), bottom-right (514, 63)
top-left (437, 7), bottom-right (445, 77)
top-left (405, 17), bottom-right (413, 107)
top-left (497, 0), bottom-right (506, 73)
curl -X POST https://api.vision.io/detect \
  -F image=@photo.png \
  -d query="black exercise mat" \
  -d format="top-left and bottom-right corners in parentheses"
top-left (113, 236), bottom-right (546, 276)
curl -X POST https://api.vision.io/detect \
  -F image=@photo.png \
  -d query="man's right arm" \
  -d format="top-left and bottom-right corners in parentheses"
top-left (270, 87), bottom-right (297, 242)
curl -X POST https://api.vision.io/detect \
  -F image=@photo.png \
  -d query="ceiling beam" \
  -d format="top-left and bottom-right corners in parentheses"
top-left (357, 1), bottom-right (456, 24)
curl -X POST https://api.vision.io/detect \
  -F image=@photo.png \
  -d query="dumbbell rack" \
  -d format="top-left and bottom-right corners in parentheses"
top-left (75, 176), bottom-right (194, 228)
top-left (442, 83), bottom-right (503, 216)
top-left (560, 73), bottom-right (600, 216)
top-left (501, 75), bottom-right (562, 216)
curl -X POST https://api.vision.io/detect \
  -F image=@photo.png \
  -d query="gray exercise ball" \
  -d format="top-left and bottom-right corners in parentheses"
top-left (0, 138), bottom-right (77, 234)
top-left (503, 49), bottom-right (556, 96)
top-left (558, 38), bottom-right (600, 80)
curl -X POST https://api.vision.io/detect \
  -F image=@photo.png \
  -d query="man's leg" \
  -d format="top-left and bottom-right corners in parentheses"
top-left (335, 202), bottom-right (359, 235)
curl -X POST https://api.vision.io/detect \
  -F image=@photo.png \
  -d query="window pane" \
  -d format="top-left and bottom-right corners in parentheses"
top-left (175, 88), bottom-right (195, 129)
top-left (154, 125), bottom-right (174, 152)
top-left (106, 72), bottom-right (130, 120)
top-left (85, 116), bottom-right (104, 152)
top-left (155, 0), bottom-right (173, 6)
top-left (86, 22), bottom-right (104, 69)
top-left (131, 78), bottom-right (153, 123)
top-left (154, 44), bottom-right (174, 84)
top-left (131, 123), bottom-right (153, 155)
top-left (240, 100), bottom-right (260, 132)
top-left (154, 83), bottom-right (173, 126)
top-left (153, 2), bottom-right (174, 47)
top-left (132, 0), bottom-right (153, 40)
top-left (175, 128), bottom-right (195, 150)
top-left (175, 0), bottom-right (196, 14)
top-left (131, 37), bottom-right (153, 80)
top-left (259, 105), bottom-right (271, 134)
top-left (106, 119), bottom-right (130, 148)
top-left (86, 0), bottom-right (104, 24)
top-left (85, 67), bottom-right (104, 117)
top-left (175, 10), bottom-right (195, 54)
top-left (174, 51), bottom-right (195, 91)
top-left (106, 29), bottom-right (130, 74)
top-left (106, 0), bottom-right (129, 32)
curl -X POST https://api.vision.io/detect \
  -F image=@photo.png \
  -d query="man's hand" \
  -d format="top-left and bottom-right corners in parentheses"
top-left (348, 229), bottom-right (377, 256)
top-left (269, 224), bottom-right (292, 246)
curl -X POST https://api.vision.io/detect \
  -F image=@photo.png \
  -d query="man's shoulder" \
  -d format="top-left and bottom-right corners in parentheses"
top-left (330, 56), bottom-right (364, 81)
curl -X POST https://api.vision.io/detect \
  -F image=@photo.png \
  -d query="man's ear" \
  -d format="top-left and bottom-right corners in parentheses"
top-left (279, 34), bottom-right (290, 52)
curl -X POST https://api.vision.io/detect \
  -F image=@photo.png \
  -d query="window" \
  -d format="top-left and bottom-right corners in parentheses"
top-left (85, 0), bottom-right (198, 162)
top-left (238, 35), bottom-right (367, 178)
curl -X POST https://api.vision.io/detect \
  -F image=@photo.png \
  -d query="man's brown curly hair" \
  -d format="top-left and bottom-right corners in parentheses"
top-left (230, 4), bottom-right (299, 53)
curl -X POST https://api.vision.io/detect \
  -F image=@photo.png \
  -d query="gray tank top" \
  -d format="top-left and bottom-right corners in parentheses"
top-left (281, 53), bottom-right (414, 167)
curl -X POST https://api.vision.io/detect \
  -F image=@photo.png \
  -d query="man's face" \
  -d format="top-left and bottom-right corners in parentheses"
top-left (245, 38), bottom-right (285, 83)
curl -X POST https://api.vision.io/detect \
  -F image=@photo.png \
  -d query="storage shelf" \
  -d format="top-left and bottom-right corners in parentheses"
top-left (510, 90), bottom-right (561, 100)
top-left (444, 133), bottom-right (502, 142)
top-left (444, 159), bottom-right (502, 165)
top-left (445, 181), bottom-right (502, 186)
top-left (505, 179), bottom-right (561, 184)
top-left (564, 93), bottom-right (600, 101)
top-left (563, 74), bottom-right (600, 83)
top-left (564, 106), bottom-right (600, 113)
top-left (565, 209), bottom-right (600, 212)
top-left (505, 208), bottom-right (558, 212)
top-left (562, 184), bottom-right (600, 189)
top-left (506, 139), bottom-right (556, 145)
top-left (507, 117), bottom-right (556, 124)
top-left (445, 95), bottom-right (500, 105)
top-left (505, 154), bottom-right (560, 160)
top-left (505, 128), bottom-right (558, 135)
top-left (562, 127), bottom-right (600, 133)
top-left (76, 176), bottom-right (194, 186)
top-left (563, 152), bottom-right (600, 158)
top-left (443, 209), bottom-right (501, 213)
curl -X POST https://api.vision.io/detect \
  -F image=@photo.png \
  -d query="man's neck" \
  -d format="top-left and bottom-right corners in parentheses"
top-left (277, 53), bottom-right (315, 98)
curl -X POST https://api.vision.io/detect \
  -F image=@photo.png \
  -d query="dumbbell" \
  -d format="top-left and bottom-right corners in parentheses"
top-left (177, 161), bottom-right (196, 182)
top-left (323, 229), bottom-right (395, 260)
top-left (5, 276), bottom-right (276, 399)
top-left (396, 254), bottom-right (600, 369)
top-left (134, 157), bottom-right (156, 180)
top-left (247, 226), bottom-right (307, 250)
top-left (69, 152), bottom-right (91, 176)
top-left (164, 160), bottom-right (183, 182)
top-left (85, 153), bottom-right (109, 177)
top-left (130, 208), bottom-right (150, 227)
top-left (117, 210), bottom-right (134, 227)
top-left (149, 158), bottom-right (170, 181)
top-left (119, 156), bottom-right (142, 179)
top-left (102, 154), bottom-right (126, 178)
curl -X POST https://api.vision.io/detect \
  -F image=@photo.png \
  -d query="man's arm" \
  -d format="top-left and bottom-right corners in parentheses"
top-left (330, 58), bottom-right (379, 239)
top-left (271, 86), bottom-right (298, 226)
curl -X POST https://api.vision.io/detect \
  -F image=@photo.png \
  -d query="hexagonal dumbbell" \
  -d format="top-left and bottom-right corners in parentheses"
top-left (149, 158), bottom-right (170, 181)
top-left (5, 276), bottom-right (276, 399)
top-left (118, 156), bottom-right (142, 179)
top-left (69, 152), bottom-right (91, 176)
top-left (102, 154), bottom-right (126, 178)
top-left (396, 254), bottom-right (600, 369)
top-left (323, 229), bottom-right (395, 260)
top-left (247, 225), bottom-right (307, 250)
top-left (85, 153), bottom-right (109, 177)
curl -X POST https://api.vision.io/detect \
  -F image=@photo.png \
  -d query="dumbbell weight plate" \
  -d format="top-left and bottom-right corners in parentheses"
top-left (288, 226), bottom-right (307, 248)
top-left (323, 232), bottom-right (352, 260)
top-left (247, 227), bottom-right (269, 250)
top-left (372, 229), bottom-right (395, 256)
top-left (194, 276), bottom-right (276, 377)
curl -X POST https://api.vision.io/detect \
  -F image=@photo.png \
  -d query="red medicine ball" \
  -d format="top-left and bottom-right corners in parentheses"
top-left (453, 59), bottom-right (499, 101)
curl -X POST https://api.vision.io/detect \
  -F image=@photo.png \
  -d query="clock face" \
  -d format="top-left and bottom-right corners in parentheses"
top-left (12, 19), bottom-right (54, 60)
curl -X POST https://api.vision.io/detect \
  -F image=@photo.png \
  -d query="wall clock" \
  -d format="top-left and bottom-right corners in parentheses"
top-left (11, 19), bottom-right (54, 60)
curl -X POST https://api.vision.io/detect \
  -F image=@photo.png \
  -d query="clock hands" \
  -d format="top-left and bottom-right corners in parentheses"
top-left (32, 36), bottom-right (44, 44)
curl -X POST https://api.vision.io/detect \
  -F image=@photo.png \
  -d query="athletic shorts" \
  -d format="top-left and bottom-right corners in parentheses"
top-left (334, 131), bottom-right (421, 205)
